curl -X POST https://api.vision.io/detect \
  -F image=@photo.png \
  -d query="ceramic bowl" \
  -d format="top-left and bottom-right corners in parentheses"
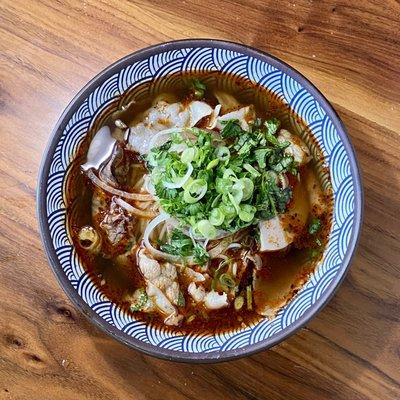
top-left (37, 39), bottom-right (363, 362)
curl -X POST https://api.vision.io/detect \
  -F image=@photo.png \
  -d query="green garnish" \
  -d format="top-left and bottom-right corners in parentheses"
top-left (130, 289), bottom-right (148, 312)
top-left (309, 217), bottom-right (322, 235)
top-left (160, 228), bottom-right (210, 266)
top-left (190, 78), bottom-right (206, 99)
top-left (221, 119), bottom-right (243, 138)
top-left (177, 291), bottom-right (185, 307)
top-left (146, 119), bottom-right (298, 240)
top-left (234, 296), bottom-right (244, 310)
top-left (219, 273), bottom-right (236, 290)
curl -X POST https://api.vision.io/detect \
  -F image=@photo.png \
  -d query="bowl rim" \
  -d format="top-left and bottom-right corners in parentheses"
top-left (37, 38), bottom-right (363, 363)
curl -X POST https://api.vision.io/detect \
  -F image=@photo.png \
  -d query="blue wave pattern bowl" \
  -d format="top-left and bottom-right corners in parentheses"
top-left (37, 40), bottom-right (363, 362)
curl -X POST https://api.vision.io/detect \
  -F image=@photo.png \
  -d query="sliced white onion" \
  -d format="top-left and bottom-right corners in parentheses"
top-left (245, 253), bottom-right (263, 270)
top-left (87, 170), bottom-right (153, 201)
top-left (143, 174), bottom-right (156, 196)
top-left (206, 104), bottom-right (222, 129)
top-left (279, 173), bottom-right (289, 189)
top-left (114, 197), bottom-right (157, 219)
top-left (232, 262), bottom-right (238, 277)
top-left (163, 163), bottom-right (193, 189)
top-left (226, 243), bottom-right (242, 250)
top-left (147, 127), bottom-right (180, 150)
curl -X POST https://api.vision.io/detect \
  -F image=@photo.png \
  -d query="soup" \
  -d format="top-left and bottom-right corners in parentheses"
top-left (66, 72), bottom-right (332, 334)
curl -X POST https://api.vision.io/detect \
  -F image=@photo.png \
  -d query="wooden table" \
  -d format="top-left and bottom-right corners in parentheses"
top-left (1, 1), bottom-right (399, 399)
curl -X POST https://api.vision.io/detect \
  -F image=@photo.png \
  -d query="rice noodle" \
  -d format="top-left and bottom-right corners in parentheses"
top-left (87, 169), bottom-right (153, 201)
top-left (114, 197), bottom-right (157, 219)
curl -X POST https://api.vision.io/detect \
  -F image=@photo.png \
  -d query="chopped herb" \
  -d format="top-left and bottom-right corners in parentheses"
top-left (177, 291), bottom-right (185, 307)
top-left (190, 78), bottom-right (206, 99)
top-left (130, 289), bottom-right (148, 312)
top-left (309, 217), bottom-right (322, 235)
top-left (160, 228), bottom-right (210, 266)
top-left (221, 119), bottom-right (243, 138)
top-left (193, 243), bottom-right (210, 265)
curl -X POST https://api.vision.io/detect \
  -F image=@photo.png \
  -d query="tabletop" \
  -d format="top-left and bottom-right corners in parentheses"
top-left (1, 1), bottom-right (399, 399)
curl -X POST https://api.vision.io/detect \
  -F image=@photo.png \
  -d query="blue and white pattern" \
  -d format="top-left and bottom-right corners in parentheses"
top-left (45, 45), bottom-right (356, 355)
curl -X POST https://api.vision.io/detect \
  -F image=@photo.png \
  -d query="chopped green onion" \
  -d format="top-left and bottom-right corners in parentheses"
top-left (234, 296), bottom-right (244, 310)
top-left (206, 158), bottom-right (219, 170)
top-left (196, 220), bottom-right (217, 239)
top-left (223, 168), bottom-right (237, 180)
top-left (216, 177), bottom-right (232, 194)
top-left (229, 183), bottom-right (244, 204)
top-left (191, 78), bottom-right (206, 99)
top-left (211, 193), bottom-right (222, 208)
top-left (181, 147), bottom-right (196, 164)
top-left (309, 217), bottom-right (322, 235)
top-left (183, 179), bottom-right (207, 204)
top-left (215, 146), bottom-right (230, 161)
top-left (209, 208), bottom-right (225, 226)
top-left (238, 204), bottom-right (256, 222)
top-left (177, 291), bottom-right (185, 307)
top-left (227, 192), bottom-right (241, 214)
top-left (219, 273), bottom-right (236, 289)
top-left (186, 314), bottom-right (196, 323)
top-left (219, 203), bottom-right (237, 222)
top-left (130, 288), bottom-right (148, 312)
top-left (243, 163), bottom-right (261, 177)
top-left (235, 178), bottom-right (254, 201)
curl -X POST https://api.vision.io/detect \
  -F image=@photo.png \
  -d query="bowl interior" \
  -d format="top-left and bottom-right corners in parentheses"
top-left (38, 40), bottom-right (362, 362)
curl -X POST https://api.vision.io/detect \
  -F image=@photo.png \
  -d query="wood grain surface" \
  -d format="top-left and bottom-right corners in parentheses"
top-left (1, 1), bottom-right (399, 399)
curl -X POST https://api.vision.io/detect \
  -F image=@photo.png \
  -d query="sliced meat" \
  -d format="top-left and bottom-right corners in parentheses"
top-left (215, 105), bottom-right (256, 132)
top-left (213, 90), bottom-right (240, 113)
top-left (138, 249), bottom-right (161, 280)
top-left (128, 100), bottom-right (213, 154)
top-left (259, 216), bottom-right (292, 252)
top-left (188, 282), bottom-right (206, 303)
top-left (99, 196), bottom-right (133, 245)
top-left (278, 129), bottom-right (311, 166)
top-left (137, 250), bottom-right (183, 325)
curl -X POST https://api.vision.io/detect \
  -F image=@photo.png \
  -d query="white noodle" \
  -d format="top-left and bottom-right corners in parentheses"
top-left (87, 169), bottom-right (153, 201)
